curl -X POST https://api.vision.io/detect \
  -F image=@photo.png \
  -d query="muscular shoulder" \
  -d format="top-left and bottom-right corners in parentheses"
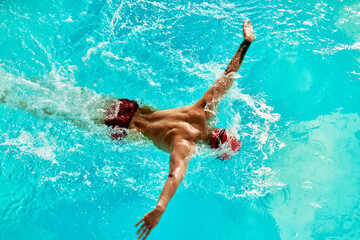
top-left (185, 105), bottom-right (207, 122)
top-left (171, 137), bottom-right (195, 160)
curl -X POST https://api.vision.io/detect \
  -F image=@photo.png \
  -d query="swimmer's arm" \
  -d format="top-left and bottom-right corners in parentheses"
top-left (156, 140), bottom-right (194, 211)
top-left (135, 139), bottom-right (194, 239)
top-left (196, 20), bottom-right (255, 116)
top-left (223, 20), bottom-right (256, 76)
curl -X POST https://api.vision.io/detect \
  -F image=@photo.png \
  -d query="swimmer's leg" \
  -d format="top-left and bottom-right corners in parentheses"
top-left (0, 69), bottom-right (111, 129)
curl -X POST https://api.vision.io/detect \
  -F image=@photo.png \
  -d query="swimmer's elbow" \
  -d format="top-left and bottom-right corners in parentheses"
top-left (168, 168), bottom-right (185, 183)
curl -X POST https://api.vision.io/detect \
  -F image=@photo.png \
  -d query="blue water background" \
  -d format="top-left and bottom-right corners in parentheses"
top-left (1, 0), bottom-right (360, 239)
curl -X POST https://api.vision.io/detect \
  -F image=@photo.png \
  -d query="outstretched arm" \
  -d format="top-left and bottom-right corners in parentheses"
top-left (135, 138), bottom-right (194, 240)
top-left (196, 20), bottom-right (256, 117)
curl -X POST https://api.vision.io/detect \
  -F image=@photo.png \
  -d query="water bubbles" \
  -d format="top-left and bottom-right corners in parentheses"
top-left (0, 0), bottom-right (294, 238)
top-left (0, 130), bottom-right (58, 164)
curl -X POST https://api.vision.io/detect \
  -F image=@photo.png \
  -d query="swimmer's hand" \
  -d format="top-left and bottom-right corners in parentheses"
top-left (135, 206), bottom-right (164, 240)
top-left (243, 20), bottom-right (256, 42)
top-left (135, 139), bottom-right (194, 239)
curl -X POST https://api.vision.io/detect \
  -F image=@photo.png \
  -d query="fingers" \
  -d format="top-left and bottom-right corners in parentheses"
top-left (138, 227), bottom-right (149, 239)
top-left (143, 229), bottom-right (152, 240)
top-left (136, 223), bottom-right (146, 235)
top-left (243, 19), bottom-right (252, 28)
top-left (135, 218), bottom-right (144, 227)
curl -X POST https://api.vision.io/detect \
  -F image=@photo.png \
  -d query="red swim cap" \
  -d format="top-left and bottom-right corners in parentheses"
top-left (211, 129), bottom-right (242, 159)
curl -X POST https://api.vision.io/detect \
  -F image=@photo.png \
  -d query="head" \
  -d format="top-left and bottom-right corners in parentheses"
top-left (210, 129), bottom-right (242, 160)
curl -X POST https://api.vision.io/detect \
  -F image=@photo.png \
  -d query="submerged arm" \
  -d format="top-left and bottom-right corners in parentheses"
top-left (196, 20), bottom-right (256, 117)
top-left (135, 138), bottom-right (194, 240)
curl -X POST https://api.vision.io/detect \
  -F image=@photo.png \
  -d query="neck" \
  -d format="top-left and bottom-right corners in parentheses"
top-left (198, 128), bottom-right (213, 144)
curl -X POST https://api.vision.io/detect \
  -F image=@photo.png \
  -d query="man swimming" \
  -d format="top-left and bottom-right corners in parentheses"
top-left (0, 19), bottom-right (254, 239)
top-left (112, 20), bottom-right (255, 239)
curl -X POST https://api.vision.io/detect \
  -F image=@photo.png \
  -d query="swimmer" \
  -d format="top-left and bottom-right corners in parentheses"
top-left (130, 20), bottom-right (256, 239)
top-left (0, 19), bottom-right (255, 240)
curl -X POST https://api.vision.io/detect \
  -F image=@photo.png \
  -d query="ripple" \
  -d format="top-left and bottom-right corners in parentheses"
top-left (307, 140), bottom-right (326, 157)
top-left (259, 186), bottom-right (291, 211)
top-left (309, 84), bottom-right (326, 104)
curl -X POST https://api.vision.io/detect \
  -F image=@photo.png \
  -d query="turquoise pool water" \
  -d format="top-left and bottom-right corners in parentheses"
top-left (1, 0), bottom-right (360, 239)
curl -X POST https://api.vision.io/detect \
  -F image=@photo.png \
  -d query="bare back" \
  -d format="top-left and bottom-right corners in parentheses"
top-left (129, 104), bottom-right (209, 152)
top-left (135, 20), bottom-right (256, 239)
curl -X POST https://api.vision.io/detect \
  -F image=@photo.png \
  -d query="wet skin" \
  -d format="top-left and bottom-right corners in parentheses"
top-left (129, 104), bottom-right (210, 152)
top-left (134, 20), bottom-right (256, 240)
